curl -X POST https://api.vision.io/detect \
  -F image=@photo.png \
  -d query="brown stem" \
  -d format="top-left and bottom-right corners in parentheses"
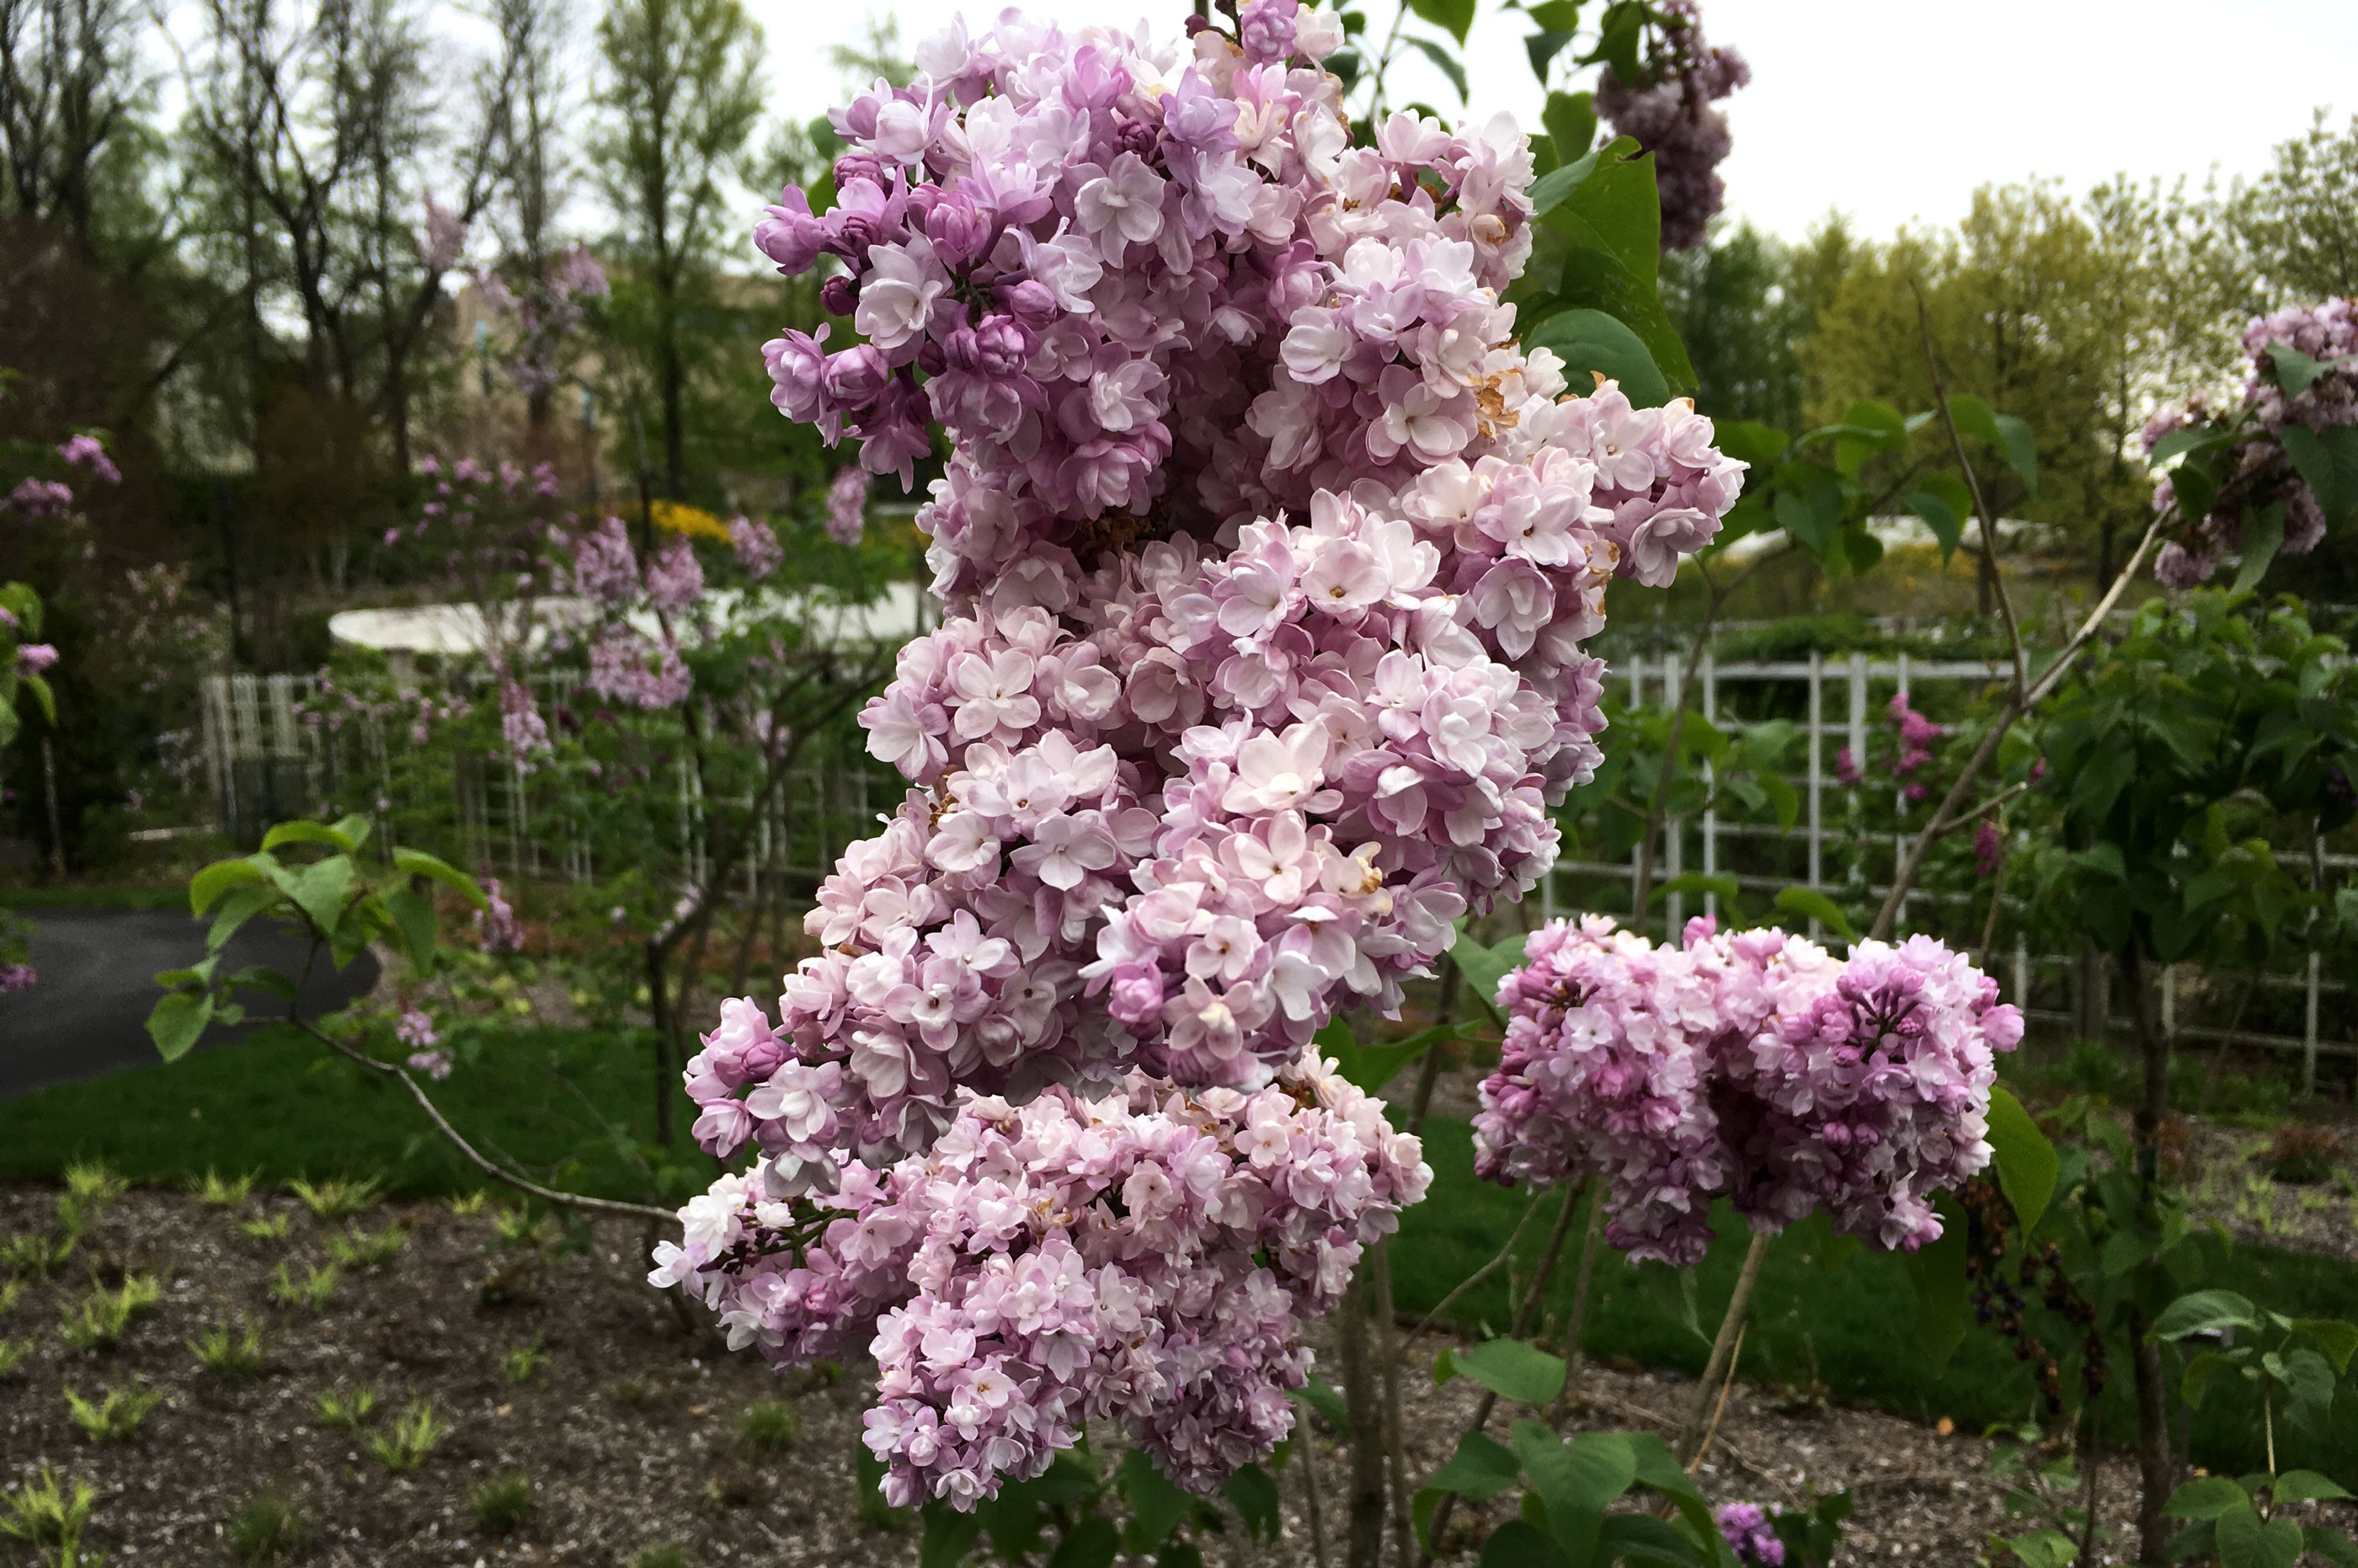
top-left (1297, 1419), bottom-right (1330, 1568)
top-left (1550, 1192), bottom-right (1609, 1421)
top-left (1975, 833), bottom-right (2008, 971)
top-left (2131, 1316), bottom-right (2172, 1565)
top-left (1410, 1188), bottom-right (1547, 1344)
top-left (1337, 1273), bottom-right (1388, 1568)
top-left (1866, 507), bottom-right (2169, 942)
top-left (1678, 1231), bottom-right (1769, 1463)
top-left (297, 1020), bottom-right (673, 1223)
top-left (1913, 283), bottom-right (2027, 699)
top-left (1417, 1184), bottom-right (1583, 1564)
top-left (2077, 1410), bottom-right (2101, 1568)
top-left (1407, 954), bottom-right (1459, 1137)
top-left (1376, 1243), bottom-right (1414, 1568)
top-left (1686, 1323), bottom-right (1747, 1475)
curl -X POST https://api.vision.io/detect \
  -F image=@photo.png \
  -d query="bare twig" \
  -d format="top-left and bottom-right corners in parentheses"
top-left (1928, 779), bottom-right (2030, 837)
top-left (297, 1019), bottom-right (674, 1223)
top-left (1866, 505), bottom-right (2169, 942)
top-left (1685, 1323), bottom-right (1747, 1475)
top-left (1407, 1187), bottom-right (1548, 1345)
top-left (1550, 1193), bottom-right (1609, 1421)
top-left (1913, 283), bottom-right (2028, 699)
top-left (1677, 1231), bottom-right (1768, 1463)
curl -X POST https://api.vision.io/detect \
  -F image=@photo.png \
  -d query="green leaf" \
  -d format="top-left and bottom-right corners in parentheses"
top-left (285, 855), bottom-right (355, 935)
top-left (1948, 395), bottom-right (2039, 495)
top-left (2232, 502), bottom-right (2285, 594)
top-left (22, 673), bottom-right (54, 724)
top-left (1523, 29), bottom-right (1576, 81)
top-left (1902, 1192), bottom-right (1968, 1368)
top-left (262, 815), bottom-right (371, 855)
top-left (1218, 1463), bottom-right (1279, 1543)
top-left (1447, 1339), bottom-right (1566, 1407)
top-left (384, 888), bottom-right (440, 975)
top-left (2071, 843), bottom-right (2127, 882)
top-left (1996, 1528), bottom-right (2078, 1568)
top-left (1423, 1431), bottom-right (1524, 1507)
top-left (1118, 1449), bottom-right (1190, 1552)
top-left (2307, 1528), bottom-right (2358, 1568)
top-left (1986, 1087), bottom-right (2057, 1237)
top-left (205, 881), bottom-right (281, 952)
top-left (1597, 1512), bottom-right (1705, 1565)
top-left (1405, 0), bottom-right (1474, 42)
top-left (1513, 1424), bottom-right (1635, 1562)
top-left (1801, 1209), bottom-right (1859, 1275)
top-left (1905, 490), bottom-right (1963, 560)
top-left (190, 856), bottom-right (271, 917)
top-left (1523, 307), bottom-right (1669, 408)
top-left (393, 848), bottom-right (489, 911)
top-left (1773, 479), bottom-right (1843, 559)
top-left (2273, 1471), bottom-right (2354, 1504)
top-left (147, 990), bottom-right (216, 1063)
top-left (1450, 929), bottom-right (1531, 1018)
top-left (219, 964), bottom-right (299, 1001)
top-left (2215, 1499), bottom-right (2303, 1568)
top-left (920, 1500), bottom-right (984, 1568)
top-left (2166, 1476), bottom-right (2251, 1520)
top-left (1772, 886), bottom-right (1854, 941)
top-left (2265, 342), bottom-right (2329, 399)
top-left (2280, 1347), bottom-right (2336, 1437)
top-left (2181, 1348), bottom-right (2233, 1409)
top-left (1541, 90), bottom-right (1595, 163)
top-left (1289, 1376), bottom-right (1350, 1437)
top-left (2152, 1289), bottom-right (2260, 1341)
top-left (1584, 0), bottom-right (1641, 82)
top-left (2290, 1318), bottom-right (2358, 1375)
top-left (2278, 424), bottom-right (2358, 529)
top-left (1312, 1017), bottom-right (1456, 1095)
top-left (1401, 33), bottom-right (1468, 101)
top-left (1714, 420), bottom-right (1789, 473)
top-left (1048, 1514), bottom-right (1118, 1568)
top-left (1480, 1519), bottom-right (1571, 1568)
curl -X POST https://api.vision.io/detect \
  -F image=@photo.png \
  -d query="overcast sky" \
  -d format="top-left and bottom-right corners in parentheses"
top-left (760, 0), bottom-right (2358, 243)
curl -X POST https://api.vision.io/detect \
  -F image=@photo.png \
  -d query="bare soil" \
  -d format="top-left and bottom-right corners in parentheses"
top-left (4, 1185), bottom-right (2352, 1568)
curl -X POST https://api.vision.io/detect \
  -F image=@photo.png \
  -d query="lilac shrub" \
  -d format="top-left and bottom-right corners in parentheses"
top-left (652, 1043), bottom-right (1427, 1507)
top-left (658, 0), bottom-right (1751, 1511)
top-left (2147, 296), bottom-right (2355, 585)
top-left (1472, 915), bottom-right (2021, 1264)
top-left (720, 2), bottom-right (1745, 1176)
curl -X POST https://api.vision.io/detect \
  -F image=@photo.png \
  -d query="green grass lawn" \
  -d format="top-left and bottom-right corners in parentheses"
top-left (0, 1022), bottom-right (697, 1203)
top-left (3, 1033), bottom-right (2349, 1482)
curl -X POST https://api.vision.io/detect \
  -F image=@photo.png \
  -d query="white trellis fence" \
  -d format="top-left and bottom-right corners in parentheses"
top-left (1531, 650), bottom-right (2354, 1090)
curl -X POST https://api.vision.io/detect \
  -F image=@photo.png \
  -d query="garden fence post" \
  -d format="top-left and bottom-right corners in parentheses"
top-left (2306, 952), bottom-right (2321, 1096)
top-left (1847, 653), bottom-right (1867, 771)
top-left (2160, 965), bottom-right (2175, 1039)
top-left (1892, 654), bottom-right (1908, 932)
top-left (2014, 936), bottom-right (2029, 1011)
top-left (1664, 649), bottom-right (1684, 936)
top-left (1627, 653), bottom-right (1646, 914)
top-left (1700, 653), bottom-right (1718, 920)
top-left (1806, 653), bottom-right (1824, 940)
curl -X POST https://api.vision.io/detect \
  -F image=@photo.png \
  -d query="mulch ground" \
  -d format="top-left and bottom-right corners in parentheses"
top-left (3, 1184), bottom-right (2351, 1567)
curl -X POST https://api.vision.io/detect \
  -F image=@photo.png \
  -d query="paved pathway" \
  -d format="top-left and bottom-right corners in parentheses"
top-left (0, 908), bottom-right (378, 1098)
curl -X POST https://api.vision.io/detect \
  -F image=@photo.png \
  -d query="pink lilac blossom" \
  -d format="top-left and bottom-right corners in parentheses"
top-left (7, 477), bottom-right (72, 517)
top-left (395, 1006), bottom-right (440, 1048)
top-left (56, 435), bottom-right (120, 486)
top-left (15, 643), bottom-right (58, 677)
top-left (1717, 1502), bottom-right (1785, 1566)
top-left (2144, 296), bottom-right (2355, 583)
top-left (473, 878), bottom-right (522, 954)
top-left (0, 964), bottom-right (34, 992)
top-left (730, 515), bottom-right (785, 579)
top-left (1593, 0), bottom-right (1750, 252)
top-left (1973, 819), bottom-right (2003, 879)
top-left (650, 1043), bottom-right (1427, 1507)
top-left (419, 193), bottom-right (468, 273)
top-left (406, 1049), bottom-right (454, 1080)
top-left (1471, 915), bottom-right (2020, 1264)
top-left (1887, 691), bottom-right (1943, 803)
top-left (825, 466), bottom-right (871, 546)
top-left (708, 4), bottom-right (1744, 1180)
top-left (646, 536), bottom-right (706, 611)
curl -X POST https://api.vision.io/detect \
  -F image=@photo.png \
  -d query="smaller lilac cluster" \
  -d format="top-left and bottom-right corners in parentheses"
top-left (1716, 1502), bottom-right (1785, 1566)
top-left (1887, 691), bottom-right (1943, 803)
top-left (1592, 0), bottom-right (1750, 252)
top-left (472, 877), bottom-right (522, 955)
top-left (473, 244), bottom-right (610, 397)
top-left (563, 518), bottom-right (694, 711)
top-left (0, 963), bottom-right (34, 993)
top-left (825, 467), bottom-right (871, 547)
top-left (396, 1006), bottom-right (451, 1079)
top-left (728, 514), bottom-right (784, 579)
top-left (653, 1043), bottom-right (1427, 1509)
top-left (2147, 296), bottom-right (2353, 586)
top-left (1473, 915), bottom-right (2020, 1263)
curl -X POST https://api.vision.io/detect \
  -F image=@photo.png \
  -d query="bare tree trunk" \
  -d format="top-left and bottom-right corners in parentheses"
top-left (1336, 1273), bottom-right (1387, 1568)
top-left (2118, 944), bottom-right (2175, 1565)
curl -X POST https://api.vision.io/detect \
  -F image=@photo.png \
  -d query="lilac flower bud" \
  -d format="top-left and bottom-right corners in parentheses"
top-left (822, 344), bottom-right (892, 407)
top-left (819, 274), bottom-right (860, 317)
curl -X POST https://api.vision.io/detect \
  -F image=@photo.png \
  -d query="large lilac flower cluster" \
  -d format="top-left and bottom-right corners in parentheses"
top-left (712, 4), bottom-right (1743, 1176)
top-left (2147, 296), bottom-right (2354, 587)
top-left (651, 1042), bottom-right (1427, 1507)
top-left (1592, 0), bottom-right (1749, 252)
top-left (1472, 915), bottom-right (2021, 1264)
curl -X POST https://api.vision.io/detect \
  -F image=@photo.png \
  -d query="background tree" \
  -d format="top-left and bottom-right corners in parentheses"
top-left (591, 0), bottom-right (762, 505)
